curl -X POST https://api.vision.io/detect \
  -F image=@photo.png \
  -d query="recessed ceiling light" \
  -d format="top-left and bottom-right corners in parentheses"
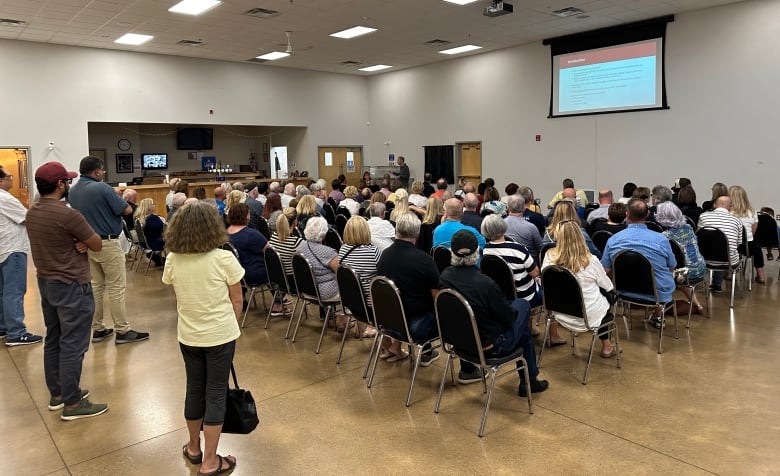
top-left (443, 0), bottom-right (479, 4)
top-left (256, 51), bottom-right (290, 61)
top-left (439, 44), bottom-right (482, 55)
top-left (115, 33), bottom-right (154, 45)
top-left (330, 26), bottom-right (377, 39)
top-left (168, 0), bottom-right (222, 16)
top-left (359, 64), bottom-right (392, 72)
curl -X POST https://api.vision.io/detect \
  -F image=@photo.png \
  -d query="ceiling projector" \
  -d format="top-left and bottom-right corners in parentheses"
top-left (484, 1), bottom-right (513, 17)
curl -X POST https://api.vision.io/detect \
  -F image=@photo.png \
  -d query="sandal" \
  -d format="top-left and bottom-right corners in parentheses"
top-left (385, 351), bottom-right (409, 362)
top-left (182, 444), bottom-right (203, 465)
top-left (379, 349), bottom-right (394, 359)
top-left (197, 455), bottom-right (236, 476)
top-left (600, 348), bottom-right (622, 359)
top-left (356, 327), bottom-right (377, 338)
top-left (546, 339), bottom-right (567, 348)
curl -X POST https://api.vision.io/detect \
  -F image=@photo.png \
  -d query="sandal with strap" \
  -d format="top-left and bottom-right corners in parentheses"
top-left (197, 455), bottom-right (236, 476)
top-left (182, 444), bottom-right (203, 465)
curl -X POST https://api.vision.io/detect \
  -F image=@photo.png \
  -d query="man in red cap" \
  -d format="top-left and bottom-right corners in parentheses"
top-left (26, 162), bottom-right (109, 420)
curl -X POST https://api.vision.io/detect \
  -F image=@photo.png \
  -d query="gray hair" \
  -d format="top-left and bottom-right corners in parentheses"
top-left (369, 202), bottom-right (386, 218)
top-left (232, 182), bottom-right (244, 192)
top-left (122, 188), bottom-right (137, 201)
top-left (316, 178), bottom-right (327, 190)
top-left (202, 198), bottom-right (218, 210)
top-left (651, 185), bottom-right (673, 205)
top-left (172, 192), bottom-right (187, 208)
top-left (296, 185), bottom-right (311, 198)
top-left (655, 201), bottom-right (685, 228)
top-left (269, 181), bottom-right (280, 192)
top-left (507, 194), bottom-right (526, 213)
top-left (304, 216), bottom-right (329, 242)
top-left (451, 251), bottom-right (479, 268)
top-left (518, 186), bottom-right (534, 204)
top-left (480, 214), bottom-right (507, 241)
top-left (463, 193), bottom-right (479, 210)
top-left (310, 182), bottom-right (322, 193)
top-left (395, 212), bottom-right (420, 240)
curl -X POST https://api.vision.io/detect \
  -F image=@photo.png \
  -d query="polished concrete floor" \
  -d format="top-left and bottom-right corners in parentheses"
top-left (3, 257), bottom-right (779, 476)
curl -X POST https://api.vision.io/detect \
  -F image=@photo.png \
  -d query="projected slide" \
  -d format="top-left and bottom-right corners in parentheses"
top-left (554, 40), bottom-right (662, 116)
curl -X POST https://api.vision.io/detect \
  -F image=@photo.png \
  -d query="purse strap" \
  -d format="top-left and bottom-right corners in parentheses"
top-left (230, 363), bottom-right (239, 389)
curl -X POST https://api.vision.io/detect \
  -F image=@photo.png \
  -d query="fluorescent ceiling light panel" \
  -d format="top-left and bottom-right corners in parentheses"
top-left (256, 51), bottom-right (290, 60)
top-left (443, 0), bottom-right (479, 4)
top-left (115, 33), bottom-right (154, 45)
top-left (168, 0), bottom-right (222, 15)
top-left (359, 64), bottom-right (392, 72)
top-left (330, 26), bottom-right (377, 39)
top-left (439, 44), bottom-right (482, 55)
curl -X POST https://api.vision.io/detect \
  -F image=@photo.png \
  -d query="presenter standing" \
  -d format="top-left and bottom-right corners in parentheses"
top-left (394, 156), bottom-right (410, 189)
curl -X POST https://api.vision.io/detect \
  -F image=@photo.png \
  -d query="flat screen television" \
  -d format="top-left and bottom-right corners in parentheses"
top-left (141, 153), bottom-right (168, 170)
top-left (177, 127), bottom-right (213, 150)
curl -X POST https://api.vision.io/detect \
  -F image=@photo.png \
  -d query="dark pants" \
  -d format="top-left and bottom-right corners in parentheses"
top-left (180, 340), bottom-right (236, 425)
top-left (39, 278), bottom-right (94, 406)
top-left (462, 298), bottom-right (539, 381)
top-left (385, 311), bottom-right (437, 355)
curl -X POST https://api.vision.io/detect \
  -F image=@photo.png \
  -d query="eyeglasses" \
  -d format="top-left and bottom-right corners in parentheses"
top-left (2, 175), bottom-right (12, 180)
top-left (59, 178), bottom-right (72, 185)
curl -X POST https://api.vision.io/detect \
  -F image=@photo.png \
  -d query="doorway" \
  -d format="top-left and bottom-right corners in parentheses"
top-left (0, 147), bottom-right (31, 208)
top-left (317, 146), bottom-right (363, 188)
top-left (456, 142), bottom-right (482, 188)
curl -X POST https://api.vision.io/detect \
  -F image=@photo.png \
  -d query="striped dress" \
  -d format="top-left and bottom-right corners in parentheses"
top-left (338, 244), bottom-right (382, 306)
top-left (483, 241), bottom-right (540, 303)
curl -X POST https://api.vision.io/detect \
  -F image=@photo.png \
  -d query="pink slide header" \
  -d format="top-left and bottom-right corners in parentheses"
top-left (559, 41), bottom-right (657, 69)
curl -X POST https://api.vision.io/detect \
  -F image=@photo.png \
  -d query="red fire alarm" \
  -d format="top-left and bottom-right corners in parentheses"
top-left (535, 134), bottom-right (541, 141)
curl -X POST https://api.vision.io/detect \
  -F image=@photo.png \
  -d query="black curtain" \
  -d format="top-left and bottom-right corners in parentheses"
top-left (424, 145), bottom-right (454, 185)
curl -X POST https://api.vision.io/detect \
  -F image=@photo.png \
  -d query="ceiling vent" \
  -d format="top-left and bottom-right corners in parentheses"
top-left (424, 39), bottom-right (450, 46)
top-left (551, 7), bottom-right (585, 17)
top-left (243, 8), bottom-right (280, 19)
top-left (341, 60), bottom-right (362, 65)
top-left (177, 39), bottom-right (204, 47)
top-left (0, 18), bottom-right (27, 27)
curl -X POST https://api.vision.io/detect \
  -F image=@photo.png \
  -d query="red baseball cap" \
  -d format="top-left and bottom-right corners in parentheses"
top-left (35, 162), bottom-right (78, 184)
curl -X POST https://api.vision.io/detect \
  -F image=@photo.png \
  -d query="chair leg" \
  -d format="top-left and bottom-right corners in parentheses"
top-left (582, 333), bottom-right (598, 385)
top-left (405, 344), bottom-right (424, 407)
top-left (366, 335), bottom-right (384, 388)
top-left (729, 272), bottom-right (736, 308)
top-left (433, 353), bottom-right (453, 413)
top-left (362, 332), bottom-right (381, 379)
top-left (284, 297), bottom-right (300, 339)
top-left (143, 254), bottom-right (153, 276)
top-left (478, 368), bottom-right (500, 437)
top-left (240, 287), bottom-right (256, 328)
top-left (315, 305), bottom-right (333, 354)
top-left (537, 317), bottom-right (551, 367)
top-left (336, 313), bottom-right (352, 364)
top-left (685, 285), bottom-right (694, 329)
top-left (291, 301), bottom-right (308, 342)
top-left (657, 307), bottom-right (666, 354)
top-left (520, 359), bottom-right (533, 414)
top-left (264, 289), bottom-right (280, 329)
top-left (613, 323), bottom-right (621, 369)
top-left (621, 300), bottom-right (631, 340)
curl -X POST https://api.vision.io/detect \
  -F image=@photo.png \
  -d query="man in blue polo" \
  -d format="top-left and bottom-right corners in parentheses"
top-left (69, 156), bottom-right (149, 345)
top-left (433, 198), bottom-right (486, 252)
top-left (601, 198), bottom-right (675, 328)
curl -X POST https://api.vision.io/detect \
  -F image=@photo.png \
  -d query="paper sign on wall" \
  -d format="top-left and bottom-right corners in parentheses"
top-left (346, 151), bottom-right (355, 173)
top-left (324, 152), bottom-right (333, 166)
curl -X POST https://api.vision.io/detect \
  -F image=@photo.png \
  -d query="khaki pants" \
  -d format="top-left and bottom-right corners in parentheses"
top-left (89, 239), bottom-right (131, 334)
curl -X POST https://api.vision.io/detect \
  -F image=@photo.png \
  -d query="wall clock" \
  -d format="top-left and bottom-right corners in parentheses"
top-left (117, 138), bottom-right (131, 151)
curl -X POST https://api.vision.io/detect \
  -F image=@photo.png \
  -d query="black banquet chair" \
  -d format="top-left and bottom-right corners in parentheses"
top-left (433, 289), bottom-right (533, 437)
top-left (220, 242), bottom-right (269, 328)
top-left (538, 265), bottom-right (620, 384)
top-left (591, 230), bottom-right (612, 254)
top-left (290, 254), bottom-right (341, 354)
top-left (696, 227), bottom-right (741, 308)
top-left (263, 247), bottom-right (298, 331)
top-left (335, 264), bottom-right (377, 370)
top-left (479, 255), bottom-right (516, 301)
top-left (324, 227), bottom-right (343, 251)
top-left (668, 239), bottom-right (706, 329)
top-left (256, 216), bottom-right (271, 240)
top-left (432, 246), bottom-right (452, 274)
top-left (133, 219), bottom-right (163, 276)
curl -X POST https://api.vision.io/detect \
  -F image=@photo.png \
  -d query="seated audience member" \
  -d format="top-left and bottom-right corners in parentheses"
top-left (517, 186), bottom-right (545, 235)
top-left (677, 185), bottom-right (703, 225)
top-left (422, 173), bottom-right (436, 197)
top-left (268, 181), bottom-right (281, 195)
top-left (502, 182), bottom-right (519, 205)
top-left (227, 203), bottom-right (268, 287)
top-left (548, 178), bottom-right (589, 209)
top-left (121, 188), bottom-right (139, 233)
top-left (601, 199), bottom-right (676, 328)
top-left (309, 182), bottom-right (325, 207)
top-left (544, 201), bottom-right (601, 258)
top-left (263, 193), bottom-right (283, 235)
top-left (656, 201), bottom-right (705, 313)
top-left (649, 185), bottom-right (673, 217)
top-left (299, 217), bottom-right (340, 305)
top-left (592, 203), bottom-right (628, 235)
top-left (541, 220), bottom-right (617, 358)
top-left (224, 190), bottom-right (244, 217)
top-left (432, 198), bottom-right (486, 251)
top-left (701, 182), bottom-right (728, 212)
top-left (631, 186), bottom-right (651, 206)
top-left (409, 181), bottom-right (428, 208)
top-left (183, 197), bottom-right (198, 206)
top-left (618, 182), bottom-right (637, 204)
top-left (415, 195), bottom-right (444, 252)
top-left (378, 178), bottom-right (391, 199)
top-left (759, 206), bottom-right (780, 260)
top-left (295, 195), bottom-right (320, 236)
top-left (671, 177), bottom-right (691, 205)
top-left (165, 177), bottom-right (180, 211)
top-left (390, 188), bottom-right (410, 222)
top-left (387, 179), bottom-right (403, 203)
top-left (192, 186), bottom-right (207, 201)
top-left (504, 195), bottom-right (543, 261)
top-left (134, 198), bottom-right (165, 266)
top-left (586, 189), bottom-right (614, 223)
top-left (433, 178), bottom-right (448, 199)
top-left (338, 217), bottom-right (382, 337)
top-left (269, 207), bottom-right (302, 314)
top-left (218, 182), bottom-right (231, 196)
top-left (377, 212), bottom-right (440, 365)
top-left (366, 202), bottom-right (395, 251)
top-left (729, 185), bottom-right (766, 283)
top-left (460, 193), bottom-right (483, 231)
top-left (440, 230), bottom-right (549, 394)
top-left (340, 186), bottom-right (361, 217)
top-left (168, 192), bottom-right (188, 221)
top-left (281, 182), bottom-right (296, 208)
top-left (359, 188), bottom-right (373, 210)
top-left (232, 182), bottom-right (244, 192)
top-left (481, 186), bottom-right (507, 217)
top-left (244, 182), bottom-right (264, 229)
top-left (547, 189), bottom-right (585, 221)
top-left (213, 187), bottom-right (226, 216)
top-left (698, 195), bottom-right (743, 293)
top-left (360, 171), bottom-right (372, 189)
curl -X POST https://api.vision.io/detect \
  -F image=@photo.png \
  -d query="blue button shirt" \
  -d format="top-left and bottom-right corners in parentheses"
top-left (601, 223), bottom-right (676, 303)
top-left (432, 219), bottom-right (486, 252)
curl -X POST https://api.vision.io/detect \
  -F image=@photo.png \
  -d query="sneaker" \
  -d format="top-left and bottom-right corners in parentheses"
top-left (6, 332), bottom-right (43, 346)
top-left (115, 330), bottom-right (150, 344)
top-left (92, 328), bottom-right (114, 343)
top-left (48, 389), bottom-right (90, 411)
top-left (518, 379), bottom-right (549, 397)
top-left (419, 350), bottom-right (440, 367)
top-left (457, 369), bottom-right (485, 384)
top-left (270, 306), bottom-right (288, 317)
top-left (61, 398), bottom-right (109, 421)
top-left (709, 285), bottom-right (723, 294)
top-left (649, 316), bottom-right (665, 329)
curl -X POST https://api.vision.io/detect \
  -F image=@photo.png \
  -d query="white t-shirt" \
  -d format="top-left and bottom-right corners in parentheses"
top-left (734, 211), bottom-right (757, 242)
top-left (0, 189), bottom-right (30, 263)
top-left (162, 248), bottom-right (244, 347)
top-left (542, 254), bottom-right (612, 332)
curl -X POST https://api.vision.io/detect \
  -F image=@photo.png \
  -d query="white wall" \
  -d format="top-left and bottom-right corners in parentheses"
top-left (367, 0), bottom-right (780, 212)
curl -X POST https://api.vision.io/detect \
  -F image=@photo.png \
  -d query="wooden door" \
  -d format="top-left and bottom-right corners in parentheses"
top-left (0, 148), bottom-right (30, 207)
top-left (317, 146), bottom-right (363, 188)
top-left (458, 142), bottom-right (481, 187)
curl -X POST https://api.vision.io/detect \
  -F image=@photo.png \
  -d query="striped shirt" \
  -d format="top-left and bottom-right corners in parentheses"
top-left (269, 233), bottom-right (302, 276)
top-left (483, 241), bottom-right (539, 302)
top-left (338, 244), bottom-right (382, 306)
top-left (698, 208), bottom-right (744, 265)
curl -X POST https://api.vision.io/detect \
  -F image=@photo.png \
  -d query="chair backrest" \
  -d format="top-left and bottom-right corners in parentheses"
top-left (264, 246), bottom-right (290, 294)
top-left (755, 212), bottom-right (780, 248)
top-left (370, 276), bottom-right (412, 341)
top-left (336, 206), bottom-right (351, 218)
top-left (539, 242), bottom-right (556, 266)
top-left (220, 241), bottom-right (238, 257)
top-left (384, 201), bottom-right (395, 212)
top-left (586, 217), bottom-right (607, 236)
top-left (292, 253), bottom-right (322, 301)
top-left (591, 230), bottom-right (612, 253)
top-left (668, 238), bottom-right (687, 269)
top-left (480, 208), bottom-right (494, 218)
top-left (646, 221), bottom-right (664, 233)
top-left (432, 246), bottom-right (451, 273)
top-left (256, 216), bottom-right (271, 239)
top-left (540, 265), bottom-right (590, 328)
top-left (416, 223), bottom-right (434, 253)
top-left (133, 219), bottom-right (149, 248)
top-left (336, 264), bottom-right (373, 325)
top-left (612, 250), bottom-right (658, 303)
top-left (323, 204), bottom-right (336, 225)
top-left (327, 196), bottom-right (338, 209)
top-left (335, 214), bottom-right (348, 237)
top-left (684, 215), bottom-right (697, 231)
top-left (435, 289), bottom-right (486, 368)
top-left (696, 227), bottom-right (730, 265)
top-left (480, 255), bottom-right (516, 301)
top-left (324, 228), bottom-right (343, 251)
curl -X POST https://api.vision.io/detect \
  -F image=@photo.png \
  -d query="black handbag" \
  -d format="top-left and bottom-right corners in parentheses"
top-left (222, 364), bottom-right (259, 434)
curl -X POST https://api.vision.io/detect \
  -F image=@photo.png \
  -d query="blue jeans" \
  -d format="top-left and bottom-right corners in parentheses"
top-left (39, 278), bottom-right (94, 406)
top-left (385, 311), bottom-right (437, 354)
top-left (0, 252), bottom-right (28, 339)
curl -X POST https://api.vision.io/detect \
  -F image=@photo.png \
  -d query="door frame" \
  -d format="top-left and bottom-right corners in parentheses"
top-left (455, 140), bottom-right (482, 188)
top-left (0, 145), bottom-right (33, 206)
